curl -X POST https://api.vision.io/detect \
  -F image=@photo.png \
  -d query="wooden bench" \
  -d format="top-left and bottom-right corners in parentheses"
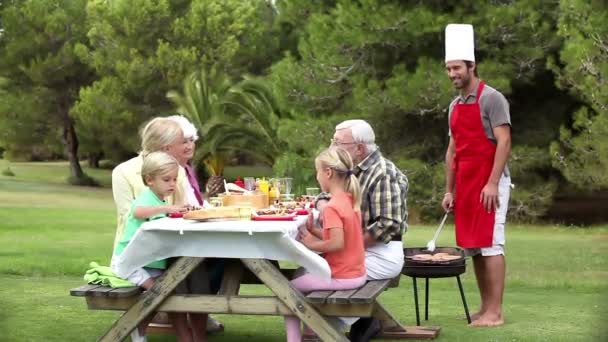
top-left (71, 278), bottom-right (393, 318)
top-left (71, 273), bottom-right (439, 340)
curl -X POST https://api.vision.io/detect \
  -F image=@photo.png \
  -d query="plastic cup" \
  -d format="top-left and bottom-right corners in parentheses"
top-left (306, 187), bottom-right (320, 196)
top-left (209, 197), bottom-right (223, 207)
top-left (238, 207), bottom-right (253, 221)
top-left (244, 177), bottom-right (255, 191)
top-left (281, 177), bottom-right (293, 194)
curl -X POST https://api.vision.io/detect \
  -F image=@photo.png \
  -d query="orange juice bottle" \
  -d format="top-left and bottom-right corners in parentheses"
top-left (269, 186), bottom-right (280, 205)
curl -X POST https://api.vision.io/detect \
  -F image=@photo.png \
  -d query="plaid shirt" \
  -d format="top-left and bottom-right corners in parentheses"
top-left (355, 150), bottom-right (409, 243)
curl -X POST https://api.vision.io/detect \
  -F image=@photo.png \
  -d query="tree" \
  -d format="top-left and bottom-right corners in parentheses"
top-left (550, 0), bottom-right (608, 190)
top-left (0, 0), bottom-right (96, 183)
top-left (269, 0), bottom-right (568, 219)
top-left (73, 0), bottom-right (281, 162)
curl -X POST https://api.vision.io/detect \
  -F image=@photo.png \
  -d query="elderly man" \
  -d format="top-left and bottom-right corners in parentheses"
top-left (316, 119), bottom-right (408, 341)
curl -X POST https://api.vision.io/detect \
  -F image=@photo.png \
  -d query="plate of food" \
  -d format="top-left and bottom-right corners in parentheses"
top-left (252, 208), bottom-right (297, 221)
top-left (288, 208), bottom-right (310, 216)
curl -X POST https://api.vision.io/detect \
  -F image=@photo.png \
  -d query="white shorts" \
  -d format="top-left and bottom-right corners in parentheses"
top-left (110, 255), bottom-right (163, 286)
top-left (465, 175), bottom-right (511, 257)
top-left (365, 241), bottom-right (404, 280)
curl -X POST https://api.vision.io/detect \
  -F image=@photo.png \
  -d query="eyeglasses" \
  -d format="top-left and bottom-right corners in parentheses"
top-left (330, 138), bottom-right (359, 146)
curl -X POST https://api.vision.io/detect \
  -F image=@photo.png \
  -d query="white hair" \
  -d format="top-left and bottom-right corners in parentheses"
top-left (167, 115), bottom-right (199, 141)
top-left (335, 119), bottom-right (377, 152)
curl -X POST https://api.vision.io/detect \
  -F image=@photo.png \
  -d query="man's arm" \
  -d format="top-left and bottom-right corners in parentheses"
top-left (366, 175), bottom-right (406, 244)
top-left (481, 125), bottom-right (511, 211)
top-left (442, 137), bottom-right (456, 212)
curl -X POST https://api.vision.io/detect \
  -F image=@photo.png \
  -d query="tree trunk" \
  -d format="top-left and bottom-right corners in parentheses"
top-left (60, 101), bottom-right (84, 179)
top-left (88, 152), bottom-right (102, 168)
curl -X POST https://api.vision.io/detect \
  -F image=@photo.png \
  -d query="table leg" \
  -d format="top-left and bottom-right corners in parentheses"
top-left (218, 260), bottom-right (244, 296)
top-left (98, 257), bottom-right (204, 342)
top-left (372, 301), bottom-right (408, 333)
top-left (241, 259), bottom-right (348, 342)
top-left (373, 300), bottom-right (443, 339)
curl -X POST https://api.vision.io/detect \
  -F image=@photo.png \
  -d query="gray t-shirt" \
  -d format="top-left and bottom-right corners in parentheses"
top-left (448, 82), bottom-right (511, 177)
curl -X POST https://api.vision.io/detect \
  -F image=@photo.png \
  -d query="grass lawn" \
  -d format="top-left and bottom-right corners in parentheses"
top-left (0, 161), bottom-right (607, 341)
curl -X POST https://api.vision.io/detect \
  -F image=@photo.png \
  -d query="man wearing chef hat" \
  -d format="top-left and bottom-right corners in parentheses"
top-left (441, 24), bottom-right (512, 327)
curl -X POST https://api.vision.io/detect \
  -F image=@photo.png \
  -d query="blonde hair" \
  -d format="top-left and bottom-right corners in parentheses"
top-left (140, 117), bottom-right (183, 156)
top-left (141, 151), bottom-right (179, 184)
top-left (315, 148), bottom-right (362, 210)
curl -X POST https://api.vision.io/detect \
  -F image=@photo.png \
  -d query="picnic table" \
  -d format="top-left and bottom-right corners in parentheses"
top-left (72, 216), bottom-right (440, 341)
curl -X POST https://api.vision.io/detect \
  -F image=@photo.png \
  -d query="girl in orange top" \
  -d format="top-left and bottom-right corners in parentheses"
top-left (284, 147), bottom-right (366, 342)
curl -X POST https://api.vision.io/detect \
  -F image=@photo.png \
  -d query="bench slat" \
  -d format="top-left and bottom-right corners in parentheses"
top-left (70, 284), bottom-right (103, 297)
top-left (388, 276), bottom-right (401, 288)
top-left (326, 289), bottom-right (359, 304)
top-left (107, 287), bottom-right (142, 298)
top-left (306, 290), bottom-right (333, 304)
top-left (349, 280), bottom-right (391, 304)
top-left (92, 286), bottom-right (116, 297)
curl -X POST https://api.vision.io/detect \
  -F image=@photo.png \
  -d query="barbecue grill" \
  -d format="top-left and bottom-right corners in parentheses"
top-left (402, 247), bottom-right (471, 325)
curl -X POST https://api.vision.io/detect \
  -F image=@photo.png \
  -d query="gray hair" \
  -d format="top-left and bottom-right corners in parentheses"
top-left (335, 119), bottom-right (377, 152)
top-left (167, 115), bottom-right (199, 141)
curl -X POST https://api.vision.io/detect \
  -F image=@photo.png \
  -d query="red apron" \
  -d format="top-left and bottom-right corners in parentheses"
top-left (450, 81), bottom-right (496, 248)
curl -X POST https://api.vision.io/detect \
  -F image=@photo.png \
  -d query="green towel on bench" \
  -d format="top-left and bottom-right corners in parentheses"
top-left (84, 261), bottom-right (134, 288)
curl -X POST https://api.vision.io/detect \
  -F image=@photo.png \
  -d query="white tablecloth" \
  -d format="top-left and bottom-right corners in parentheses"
top-left (113, 216), bottom-right (331, 280)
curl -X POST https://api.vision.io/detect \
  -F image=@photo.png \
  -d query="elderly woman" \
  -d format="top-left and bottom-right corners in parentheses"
top-left (113, 117), bottom-right (186, 246)
top-left (111, 116), bottom-right (224, 340)
top-left (165, 115), bottom-right (208, 207)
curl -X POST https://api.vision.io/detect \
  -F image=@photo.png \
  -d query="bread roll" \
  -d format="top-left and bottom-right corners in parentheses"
top-left (183, 207), bottom-right (241, 220)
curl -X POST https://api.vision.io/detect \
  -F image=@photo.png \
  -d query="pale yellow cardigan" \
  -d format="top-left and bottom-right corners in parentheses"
top-left (111, 154), bottom-right (188, 251)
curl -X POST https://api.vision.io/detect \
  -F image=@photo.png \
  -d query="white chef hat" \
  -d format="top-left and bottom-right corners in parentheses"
top-left (445, 24), bottom-right (475, 62)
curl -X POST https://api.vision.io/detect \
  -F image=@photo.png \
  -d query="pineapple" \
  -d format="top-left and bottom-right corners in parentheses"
top-left (204, 155), bottom-right (226, 197)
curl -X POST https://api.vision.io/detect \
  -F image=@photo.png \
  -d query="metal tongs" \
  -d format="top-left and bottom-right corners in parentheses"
top-left (426, 212), bottom-right (449, 252)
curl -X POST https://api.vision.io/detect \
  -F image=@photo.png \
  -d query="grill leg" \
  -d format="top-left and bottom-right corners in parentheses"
top-left (425, 277), bottom-right (429, 321)
top-left (412, 277), bottom-right (420, 326)
top-left (457, 275), bottom-right (471, 324)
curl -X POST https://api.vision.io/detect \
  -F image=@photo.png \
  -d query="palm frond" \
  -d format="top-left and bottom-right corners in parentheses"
top-left (167, 68), bottom-right (285, 173)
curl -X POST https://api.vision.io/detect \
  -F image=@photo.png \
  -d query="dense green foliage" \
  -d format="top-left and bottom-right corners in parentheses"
top-left (1, 0), bottom-right (606, 221)
top-left (549, 0), bottom-right (608, 190)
